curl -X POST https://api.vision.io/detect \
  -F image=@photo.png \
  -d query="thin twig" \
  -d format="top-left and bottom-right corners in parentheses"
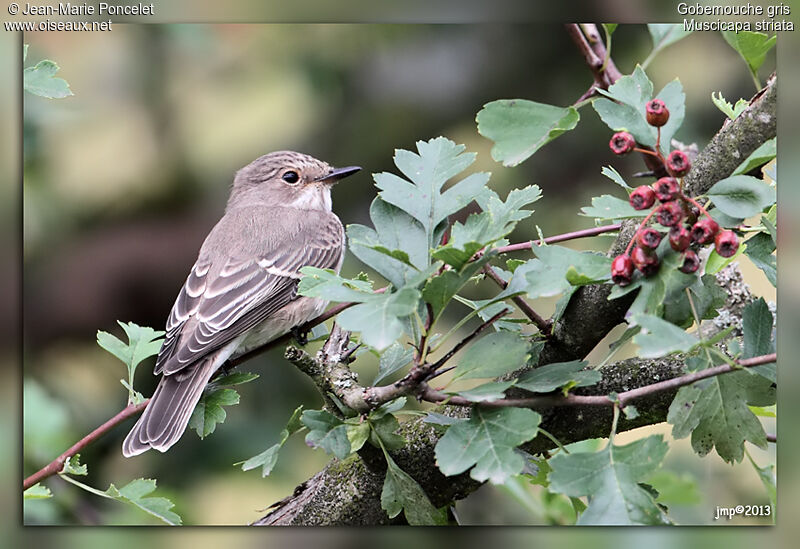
top-left (428, 309), bottom-right (511, 373)
top-left (482, 265), bottom-right (551, 333)
top-left (23, 400), bottom-right (150, 490)
top-left (490, 223), bottom-right (621, 256)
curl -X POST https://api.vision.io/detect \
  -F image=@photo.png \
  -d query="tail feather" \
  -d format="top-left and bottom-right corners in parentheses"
top-left (122, 356), bottom-right (218, 457)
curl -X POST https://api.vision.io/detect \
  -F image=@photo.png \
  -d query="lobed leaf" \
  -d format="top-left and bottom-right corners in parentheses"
top-left (706, 175), bottom-right (776, 219)
top-left (477, 99), bottom-right (579, 166)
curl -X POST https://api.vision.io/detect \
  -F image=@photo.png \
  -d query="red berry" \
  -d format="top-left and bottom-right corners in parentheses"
top-left (691, 217), bottom-right (720, 245)
top-left (646, 99), bottom-right (670, 127)
top-left (666, 150), bottom-right (691, 177)
top-left (651, 177), bottom-right (680, 202)
top-left (656, 201), bottom-right (684, 227)
top-left (610, 132), bottom-right (636, 155)
top-left (637, 227), bottom-right (664, 250)
top-left (669, 225), bottom-right (692, 252)
top-left (714, 230), bottom-right (740, 258)
top-left (683, 203), bottom-right (700, 225)
top-left (611, 254), bottom-right (634, 286)
top-left (629, 185), bottom-right (656, 210)
top-left (679, 250), bottom-right (700, 274)
top-left (631, 246), bottom-right (660, 277)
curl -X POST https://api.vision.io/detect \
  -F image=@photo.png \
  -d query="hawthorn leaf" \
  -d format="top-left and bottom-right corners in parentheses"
top-left (381, 450), bottom-right (448, 525)
top-left (548, 435), bottom-right (670, 525)
top-left (515, 360), bottom-right (600, 393)
top-left (302, 409), bottom-right (351, 459)
top-left (347, 197), bottom-right (430, 287)
top-left (435, 407), bottom-right (541, 484)
top-left (238, 406), bottom-right (304, 477)
top-left (374, 342), bottom-right (414, 385)
top-left (743, 232), bottom-right (776, 287)
top-left (667, 370), bottom-right (770, 463)
top-left (454, 380), bottom-right (515, 402)
top-left (188, 388), bottom-right (239, 439)
top-left (734, 138), bottom-right (776, 175)
top-left (722, 30), bottom-right (776, 78)
top-left (601, 165), bottom-right (632, 191)
top-left (580, 194), bottom-right (643, 220)
top-left (452, 331), bottom-right (531, 380)
top-left (109, 478), bottom-right (182, 526)
top-left (24, 483), bottom-right (53, 500)
top-left (375, 137), bottom-right (489, 250)
top-left (23, 59), bottom-right (73, 99)
top-left (711, 91), bottom-right (749, 120)
top-left (742, 298), bottom-right (776, 382)
top-left (297, 267), bottom-right (374, 302)
top-left (648, 24), bottom-right (692, 55)
top-left (594, 66), bottom-right (685, 155)
top-left (477, 99), bottom-right (579, 166)
top-left (706, 175), bottom-right (776, 219)
top-left (336, 287), bottom-right (421, 350)
top-left (631, 314), bottom-right (699, 358)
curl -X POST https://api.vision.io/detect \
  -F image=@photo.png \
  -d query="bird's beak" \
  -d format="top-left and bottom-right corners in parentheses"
top-left (316, 165), bottom-right (361, 185)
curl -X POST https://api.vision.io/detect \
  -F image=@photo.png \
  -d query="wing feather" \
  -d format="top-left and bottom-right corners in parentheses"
top-left (154, 213), bottom-right (343, 376)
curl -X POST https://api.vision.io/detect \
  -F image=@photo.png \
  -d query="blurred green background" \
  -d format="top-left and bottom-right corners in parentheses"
top-left (15, 21), bottom-right (781, 531)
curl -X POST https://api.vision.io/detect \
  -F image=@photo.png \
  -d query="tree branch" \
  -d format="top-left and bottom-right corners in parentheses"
top-left (23, 400), bottom-right (149, 490)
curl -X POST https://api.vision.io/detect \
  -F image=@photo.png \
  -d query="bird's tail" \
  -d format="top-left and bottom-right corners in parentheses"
top-left (122, 356), bottom-right (218, 457)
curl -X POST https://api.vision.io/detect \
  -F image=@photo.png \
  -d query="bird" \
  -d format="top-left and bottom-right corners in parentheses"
top-left (122, 151), bottom-right (360, 457)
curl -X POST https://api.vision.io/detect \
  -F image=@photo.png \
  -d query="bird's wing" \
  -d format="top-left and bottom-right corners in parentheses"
top-left (154, 215), bottom-right (343, 376)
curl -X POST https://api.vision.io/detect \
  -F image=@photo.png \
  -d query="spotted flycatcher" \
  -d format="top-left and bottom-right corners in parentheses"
top-left (122, 151), bottom-right (360, 456)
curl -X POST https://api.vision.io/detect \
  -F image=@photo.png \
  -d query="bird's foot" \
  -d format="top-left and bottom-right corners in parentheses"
top-left (291, 326), bottom-right (309, 346)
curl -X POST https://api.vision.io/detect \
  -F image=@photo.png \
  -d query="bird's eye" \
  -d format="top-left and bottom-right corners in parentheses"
top-left (282, 170), bottom-right (300, 184)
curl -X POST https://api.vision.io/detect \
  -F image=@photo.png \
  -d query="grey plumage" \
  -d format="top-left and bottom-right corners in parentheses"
top-left (122, 151), bottom-right (360, 457)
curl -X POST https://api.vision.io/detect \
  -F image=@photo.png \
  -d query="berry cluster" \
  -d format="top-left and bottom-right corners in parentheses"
top-left (608, 100), bottom-right (739, 286)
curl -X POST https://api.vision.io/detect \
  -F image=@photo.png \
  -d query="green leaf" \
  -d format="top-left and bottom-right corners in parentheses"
top-left (380, 450), bottom-right (448, 525)
top-left (347, 198), bottom-right (430, 287)
top-left (664, 274), bottom-right (727, 328)
top-left (110, 478), bottom-right (182, 526)
top-left (711, 91), bottom-right (749, 120)
top-left (580, 194), bottom-right (643, 220)
top-left (747, 454), bottom-right (776, 515)
top-left (452, 331), bottom-right (531, 380)
top-left (548, 435), bottom-right (670, 525)
top-left (594, 66), bottom-right (685, 155)
top-left (24, 483), bottom-right (53, 500)
top-left (706, 175), bottom-right (776, 218)
top-left (454, 380), bottom-right (515, 402)
top-left (668, 370), bottom-right (771, 463)
top-left (648, 24), bottom-right (692, 55)
top-left (631, 314), bottom-right (699, 358)
top-left (477, 99), bottom-right (580, 166)
top-left (23, 59), bottom-right (73, 99)
top-left (238, 406), bottom-right (304, 477)
top-left (742, 298), bottom-right (776, 382)
top-left (603, 23), bottom-right (618, 36)
top-left (422, 255), bottom-right (490, 319)
top-left (58, 472), bottom-right (181, 525)
top-left (645, 470), bottom-right (701, 506)
top-left (375, 137), bottom-right (489, 250)
top-left (601, 165), bottom-right (632, 191)
top-left (336, 287), bottom-right (422, 350)
top-left (302, 409), bottom-right (351, 459)
top-left (61, 454), bottom-right (87, 476)
top-left (188, 388), bottom-right (240, 439)
top-left (369, 414), bottom-right (406, 451)
top-left (525, 244), bottom-right (611, 298)
top-left (435, 407), bottom-right (541, 484)
top-left (374, 342), bottom-right (414, 385)
top-left (515, 360), bottom-right (600, 393)
top-left (722, 30), bottom-right (776, 79)
top-left (743, 232), bottom-right (776, 287)
top-left (210, 371), bottom-right (259, 387)
top-left (434, 185), bottom-right (541, 269)
top-left (97, 322), bottom-right (164, 368)
top-left (297, 267), bottom-right (374, 302)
